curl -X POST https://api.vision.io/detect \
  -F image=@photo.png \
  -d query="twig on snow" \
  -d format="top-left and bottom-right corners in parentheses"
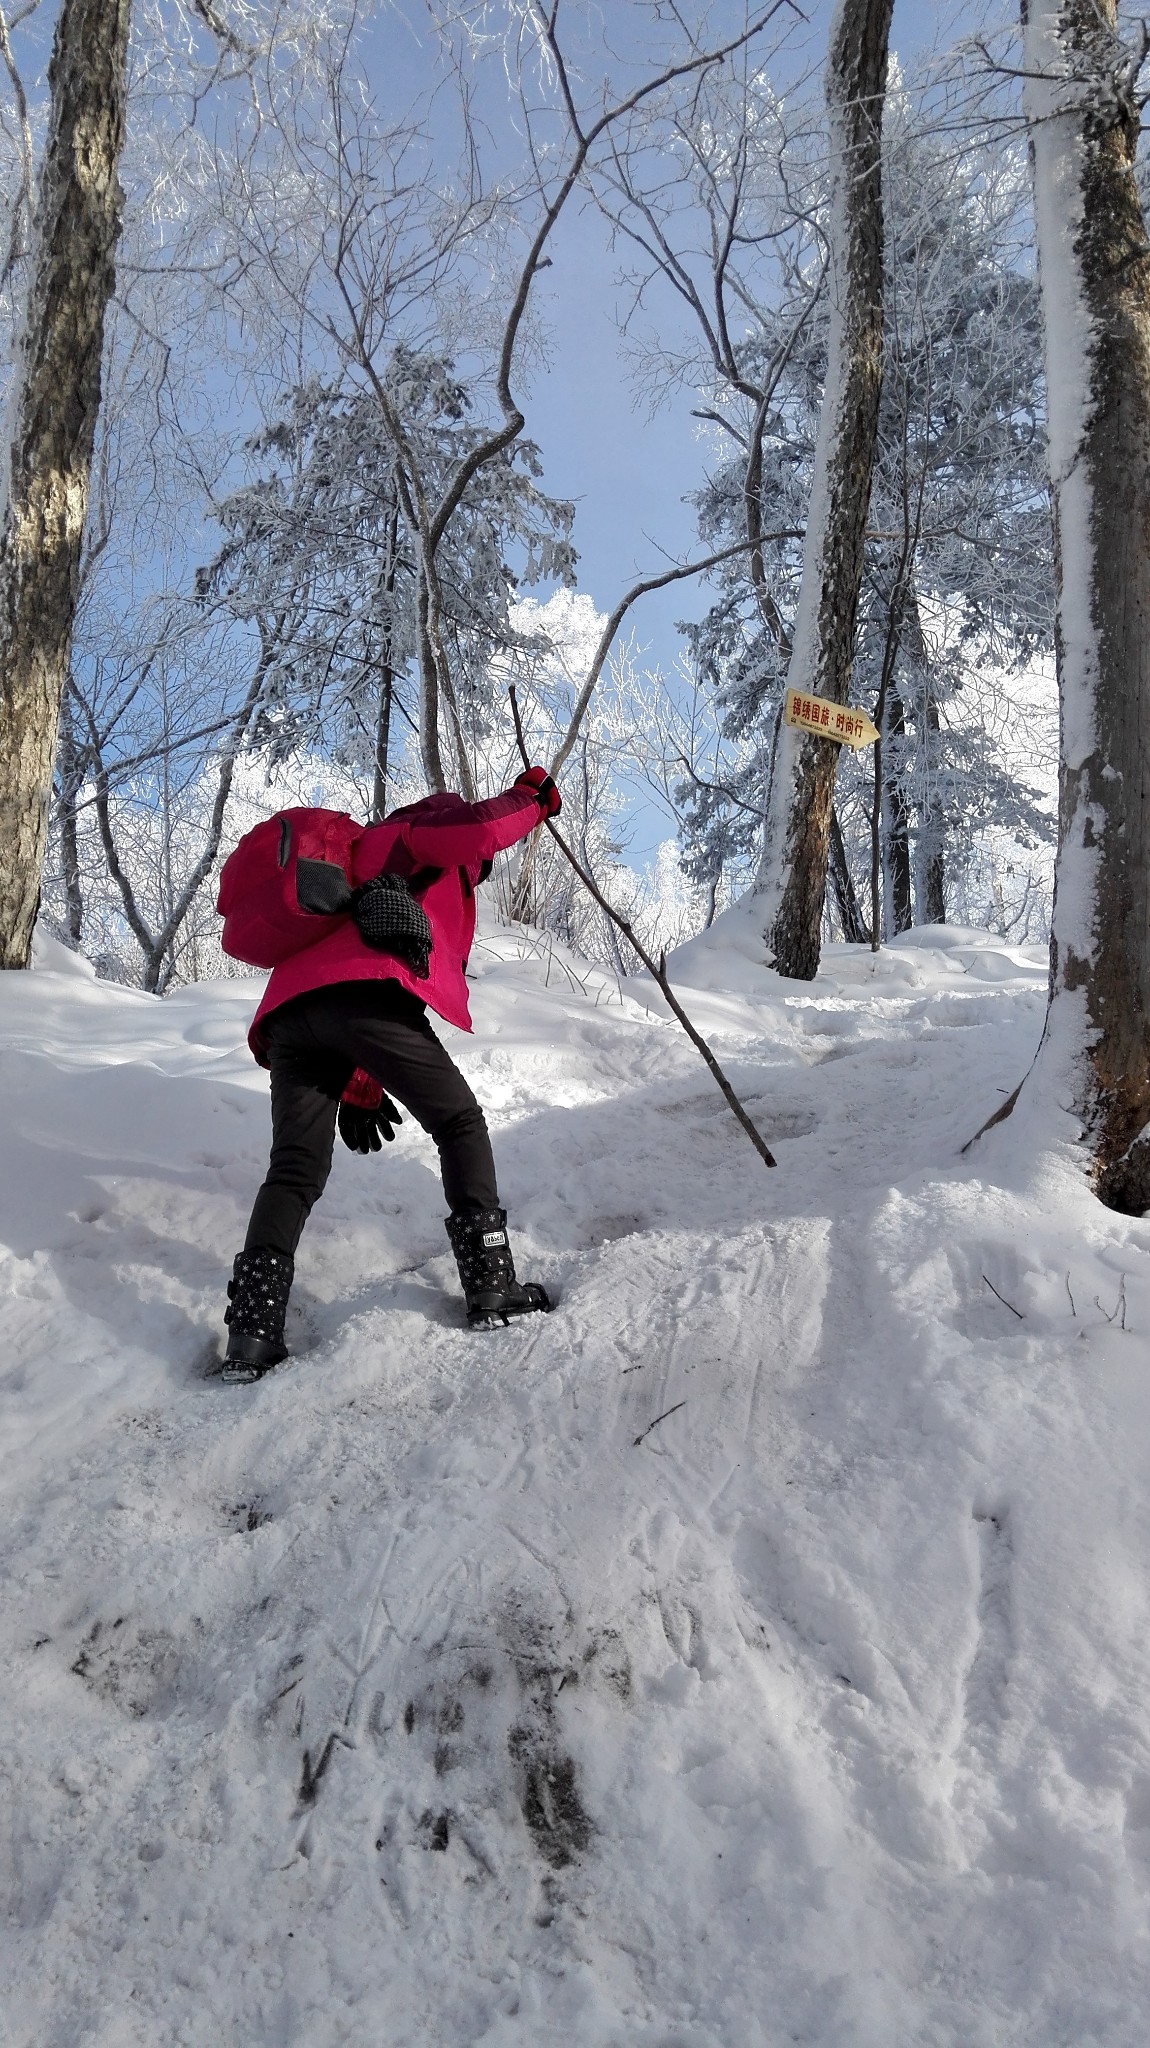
top-left (982, 1274), bottom-right (1024, 1320)
top-left (1095, 1275), bottom-right (1128, 1330)
top-left (1065, 1273), bottom-right (1077, 1318)
top-left (633, 1400), bottom-right (688, 1449)
top-left (298, 1732), bottom-right (342, 1809)
top-left (508, 685), bottom-right (777, 1171)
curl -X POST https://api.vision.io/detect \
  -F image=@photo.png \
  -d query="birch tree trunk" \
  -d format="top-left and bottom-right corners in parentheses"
top-left (1019, 0), bottom-right (1150, 1212)
top-left (754, 0), bottom-right (893, 980)
top-left (0, 0), bottom-right (131, 969)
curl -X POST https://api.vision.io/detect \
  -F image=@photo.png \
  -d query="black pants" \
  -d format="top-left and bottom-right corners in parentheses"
top-left (244, 981), bottom-right (499, 1258)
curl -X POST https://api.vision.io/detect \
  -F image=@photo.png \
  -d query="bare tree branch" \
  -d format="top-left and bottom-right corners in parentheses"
top-left (548, 533), bottom-right (804, 778)
top-left (510, 682), bottom-right (776, 1170)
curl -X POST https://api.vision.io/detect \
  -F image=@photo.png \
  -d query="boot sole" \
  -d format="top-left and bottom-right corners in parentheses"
top-left (219, 1360), bottom-right (283, 1385)
top-left (466, 1288), bottom-right (552, 1329)
top-left (219, 1333), bottom-right (288, 1384)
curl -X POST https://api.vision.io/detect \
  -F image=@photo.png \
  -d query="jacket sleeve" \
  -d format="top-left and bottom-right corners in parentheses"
top-left (341, 1067), bottom-right (383, 1110)
top-left (399, 787), bottom-right (543, 869)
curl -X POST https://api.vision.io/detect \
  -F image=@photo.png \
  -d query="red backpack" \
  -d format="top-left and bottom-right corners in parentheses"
top-left (217, 807), bottom-right (362, 969)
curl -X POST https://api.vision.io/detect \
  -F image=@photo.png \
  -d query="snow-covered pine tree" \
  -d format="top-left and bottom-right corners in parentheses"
top-left (199, 357), bottom-right (577, 807)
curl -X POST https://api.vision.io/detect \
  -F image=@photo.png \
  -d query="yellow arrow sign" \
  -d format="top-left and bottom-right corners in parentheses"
top-left (784, 687), bottom-right (879, 750)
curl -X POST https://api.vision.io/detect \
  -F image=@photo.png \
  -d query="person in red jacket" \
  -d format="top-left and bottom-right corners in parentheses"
top-left (222, 767), bottom-right (562, 1383)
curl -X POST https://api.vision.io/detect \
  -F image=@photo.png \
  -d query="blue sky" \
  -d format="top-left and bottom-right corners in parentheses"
top-left (525, 0), bottom-right (970, 638)
top-left (4, 0), bottom-right (1000, 854)
top-left (506, 0), bottom-right (984, 848)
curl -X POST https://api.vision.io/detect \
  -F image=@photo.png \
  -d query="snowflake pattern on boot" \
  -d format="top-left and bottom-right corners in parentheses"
top-left (222, 1247), bottom-right (294, 1380)
top-left (445, 1208), bottom-right (550, 1325)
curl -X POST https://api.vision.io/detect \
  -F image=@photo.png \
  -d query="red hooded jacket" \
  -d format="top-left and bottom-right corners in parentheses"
top-left (247, 786), bottom-right (545, 1064)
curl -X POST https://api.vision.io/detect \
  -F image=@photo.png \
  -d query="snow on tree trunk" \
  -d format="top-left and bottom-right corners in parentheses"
top-left (754, 0), bottom-right (894, 981)
top-left (1019, 0), bottom-right (1150, 1212)
top-left (0, 0), bottom-right (131, 970)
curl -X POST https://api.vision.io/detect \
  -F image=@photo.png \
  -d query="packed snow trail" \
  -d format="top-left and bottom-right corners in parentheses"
top-left (3, 915), bottom-right (1150, 2046)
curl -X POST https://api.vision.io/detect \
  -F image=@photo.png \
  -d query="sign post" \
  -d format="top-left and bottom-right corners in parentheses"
top-left (783, 687), bottom-right (879, 750)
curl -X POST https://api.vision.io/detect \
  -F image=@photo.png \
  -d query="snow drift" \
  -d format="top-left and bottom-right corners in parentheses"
top-left (2, 916), bottom-right (1149, 2046)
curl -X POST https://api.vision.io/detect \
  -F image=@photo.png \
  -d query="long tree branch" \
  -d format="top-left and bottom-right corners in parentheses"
top-left (547, 533), bottom-right (803, 778)
top-left (331, 8), bottom-right (789, 798)
top-left (427, 4), bottom-right (794, 555)
top-left (510, 683), bottom-right (776, 1169)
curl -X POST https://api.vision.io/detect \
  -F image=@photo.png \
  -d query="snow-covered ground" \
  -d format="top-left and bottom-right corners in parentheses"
top-left (3, 911), bottom-right (1150, 2047)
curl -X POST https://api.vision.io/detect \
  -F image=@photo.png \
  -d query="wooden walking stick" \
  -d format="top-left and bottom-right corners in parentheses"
top-left (508, 685), bottom-right (776, 1170)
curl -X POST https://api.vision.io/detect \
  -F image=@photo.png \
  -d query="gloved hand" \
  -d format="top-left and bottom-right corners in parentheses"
top-left (351, 873), bottom-right (433, 977)
top-left (514, 765), bottom-right (562, 819)
top-left (338, 1094), bottom-right (403, 1154)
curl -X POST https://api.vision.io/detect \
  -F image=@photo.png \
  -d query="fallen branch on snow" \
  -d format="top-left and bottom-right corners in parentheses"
top-left (982, 1274), bottom-right (1024, 1320)
top-left (633, 1400), bottom-right (688, 1449)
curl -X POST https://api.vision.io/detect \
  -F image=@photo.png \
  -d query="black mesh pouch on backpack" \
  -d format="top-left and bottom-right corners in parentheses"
top-left (351, 873), bottom-right (434, 978)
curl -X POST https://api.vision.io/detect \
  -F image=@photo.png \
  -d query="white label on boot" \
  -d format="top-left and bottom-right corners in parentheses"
top-left (482, 1232), bottom-right (508, 1248)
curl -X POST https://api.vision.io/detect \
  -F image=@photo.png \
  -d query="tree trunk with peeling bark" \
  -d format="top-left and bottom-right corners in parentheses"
top-left (0, 0), bottom-right (131, 969)
top-left (755, 0), bottom-right (893, 980)
top-left (1017, 0), bottom-right (1150, 1212)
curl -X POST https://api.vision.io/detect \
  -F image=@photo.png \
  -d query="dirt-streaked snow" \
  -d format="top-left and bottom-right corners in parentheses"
top-left (3, 912), bottom-right (1150, 2046)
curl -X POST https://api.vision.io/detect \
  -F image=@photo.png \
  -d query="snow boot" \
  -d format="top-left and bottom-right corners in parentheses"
top-left (221, 1247), bottom-right (293, 1384)
top-left (445, 1207), bottom-right (551, 1328)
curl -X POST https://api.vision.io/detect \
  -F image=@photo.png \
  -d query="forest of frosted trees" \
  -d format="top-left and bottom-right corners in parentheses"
top-left (2, 0), bottom-right (1150, 1203)
top-left (0, 0), bottom-right (1058, 979)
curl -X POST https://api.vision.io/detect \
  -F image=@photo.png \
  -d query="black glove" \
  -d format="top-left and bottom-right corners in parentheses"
top-left (338, 1094), bottom-right (403, 1154)
top-left (351, 874), bottom-right (433, 977)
